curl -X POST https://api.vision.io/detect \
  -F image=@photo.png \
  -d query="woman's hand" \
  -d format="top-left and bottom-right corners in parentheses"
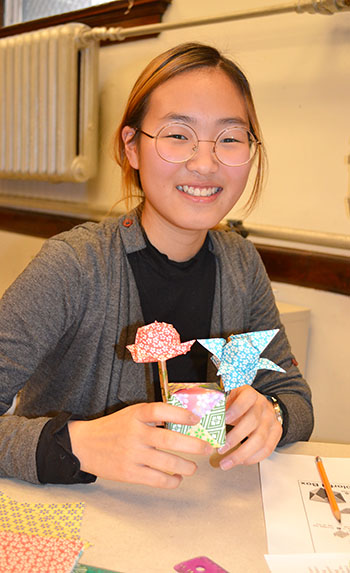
top-left (218, 385), bottom-right (282, 471)
top-left (68, 402), bottom-right (213, 489)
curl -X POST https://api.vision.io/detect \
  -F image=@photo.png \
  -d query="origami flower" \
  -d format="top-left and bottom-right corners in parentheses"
top-left (173, 387), bottom-right (224, 418)
top-left (127, 321), bottom-right (195, 363)
top-left (198, 329), bottom-right (286, 392)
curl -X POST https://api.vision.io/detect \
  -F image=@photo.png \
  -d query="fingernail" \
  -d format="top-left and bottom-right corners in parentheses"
top-left (189, 413), bottom-right (200, 424)
top-left (220, 458), bottom-right (234, 471)
top-left (218, 443), bottom-right (229, 455)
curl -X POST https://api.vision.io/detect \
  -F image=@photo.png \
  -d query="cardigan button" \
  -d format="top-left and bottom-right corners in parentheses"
top-left (123, 218), bottom-right (133, 228)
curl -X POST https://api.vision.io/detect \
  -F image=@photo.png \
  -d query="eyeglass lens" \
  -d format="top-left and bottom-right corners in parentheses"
top-left (155, 124), bottom-right (257, 166)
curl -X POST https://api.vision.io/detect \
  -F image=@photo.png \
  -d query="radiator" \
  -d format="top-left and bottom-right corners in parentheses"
top-left (0, 23), bottom-right (98, 182)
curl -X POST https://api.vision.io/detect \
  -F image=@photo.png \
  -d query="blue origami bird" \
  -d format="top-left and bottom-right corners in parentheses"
top-left (198, 329), bottom-right (286, 392)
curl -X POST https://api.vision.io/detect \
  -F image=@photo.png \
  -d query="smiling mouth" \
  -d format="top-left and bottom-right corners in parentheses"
top-left (176, 185), bottom-right (222, 197)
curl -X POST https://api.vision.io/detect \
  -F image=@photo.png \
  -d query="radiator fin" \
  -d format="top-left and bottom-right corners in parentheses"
top-left (0, 23), bottom-right (98, 182)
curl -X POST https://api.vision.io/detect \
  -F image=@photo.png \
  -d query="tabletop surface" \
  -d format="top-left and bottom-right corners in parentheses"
top-left (0, 441), bottom-right (349, 573)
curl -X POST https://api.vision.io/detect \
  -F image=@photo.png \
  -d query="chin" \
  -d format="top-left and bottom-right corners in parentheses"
top-left (193, 206), bottom-right (233, 227)
top-left (178, 214), bottom-right (225, 232)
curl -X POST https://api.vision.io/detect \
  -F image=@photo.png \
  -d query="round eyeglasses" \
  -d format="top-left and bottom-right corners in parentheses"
top-left (136, 122), bottom-right (260, 167)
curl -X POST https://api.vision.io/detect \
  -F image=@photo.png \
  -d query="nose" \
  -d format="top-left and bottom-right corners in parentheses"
top-left (186, 140), bottom-right (219, 174)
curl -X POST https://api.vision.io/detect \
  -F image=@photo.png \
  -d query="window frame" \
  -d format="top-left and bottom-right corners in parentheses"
top-left (0, 0), bottom-right (172, 42)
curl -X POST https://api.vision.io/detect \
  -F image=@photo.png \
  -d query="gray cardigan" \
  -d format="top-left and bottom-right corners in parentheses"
top-left (0, 208), bottom-right (313, 483)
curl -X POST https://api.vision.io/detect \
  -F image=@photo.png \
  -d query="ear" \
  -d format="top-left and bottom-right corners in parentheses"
top-left (122, 126), bottom-right (139, 169)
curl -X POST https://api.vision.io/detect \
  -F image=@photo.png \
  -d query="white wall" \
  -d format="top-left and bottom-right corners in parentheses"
top-left (2, 0), bottom-right (349, 226)
top-left (0, 0), bottom-right (349, 442)
top-left (273, 283), bottom-right (350, 445)
top-left (95, 0), bottom-right (350, 230)
top-left (0, 231), bottom-right (44, 296)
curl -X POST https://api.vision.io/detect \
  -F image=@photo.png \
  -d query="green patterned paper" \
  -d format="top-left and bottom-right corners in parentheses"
top-left (167, 383), bottom-right (226, 447)
top-left (74, 564), bottom-right (123, 573)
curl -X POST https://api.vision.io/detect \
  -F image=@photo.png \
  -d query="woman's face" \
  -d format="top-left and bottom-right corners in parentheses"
top-left (123, 67), bottom-right (252, 239)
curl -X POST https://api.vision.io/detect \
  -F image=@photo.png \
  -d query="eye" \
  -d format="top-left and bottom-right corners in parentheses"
top-left (218, 129), bottom-right (248, 145)
top-left (221, 136), bottom-right (240, 144)
top-left (165, 133), bottom-right (188, 141)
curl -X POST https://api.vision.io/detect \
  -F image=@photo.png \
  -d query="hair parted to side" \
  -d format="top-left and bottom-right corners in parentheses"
top-left (114, 42), bottom-right (267, 213)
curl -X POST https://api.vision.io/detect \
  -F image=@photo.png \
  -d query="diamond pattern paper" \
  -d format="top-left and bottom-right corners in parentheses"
top-left (167, 384), bottom-right (226, 447)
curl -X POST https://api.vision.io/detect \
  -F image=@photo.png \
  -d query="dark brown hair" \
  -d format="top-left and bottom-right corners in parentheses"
top-left (114, 42), bottom-right (266, 212)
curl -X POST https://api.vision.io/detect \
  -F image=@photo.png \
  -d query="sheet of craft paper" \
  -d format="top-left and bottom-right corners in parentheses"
top-left (265, 552), bottom-right (350, 572)
top-left (0, 491), bottom-right (85, 539)
top-left (0, 491), bottom-right (87, 572)
top-left (0, 530), bottom-right (84, 573)
top-left (260, 452), bottom-right (350, 554)
top-left (73, 565), bottom-right (123, 573)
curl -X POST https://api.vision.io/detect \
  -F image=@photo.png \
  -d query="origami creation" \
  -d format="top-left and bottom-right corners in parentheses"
top-left (127, 321), bottom-right (195, 400)
top-left (198, 328), bottom-right (286, 392)
top-left (127, 322), bottom-right (225, 446)
top-left (167, 382), bottom-right (226, 448)
top-left (127, 323), bottom-right (286, 448)
top-left (126, 321), bottom-right (195, 364)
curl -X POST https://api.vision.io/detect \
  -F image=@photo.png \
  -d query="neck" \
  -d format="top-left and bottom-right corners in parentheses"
top-left (141, 209), bottom-right (207, 262)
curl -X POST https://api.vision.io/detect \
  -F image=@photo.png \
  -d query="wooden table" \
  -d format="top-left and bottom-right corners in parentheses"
top-left (0, 441), bottom-right (349, 572)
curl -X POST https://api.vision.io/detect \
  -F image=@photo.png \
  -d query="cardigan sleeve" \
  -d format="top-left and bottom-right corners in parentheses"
top-left (0, 239), bottom-right (83, 482)
top-left (241, 239), bottom-right (314, 444)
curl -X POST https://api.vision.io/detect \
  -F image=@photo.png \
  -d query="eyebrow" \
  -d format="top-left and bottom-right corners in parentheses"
top-left (160, 112), bottom-right (248, 127)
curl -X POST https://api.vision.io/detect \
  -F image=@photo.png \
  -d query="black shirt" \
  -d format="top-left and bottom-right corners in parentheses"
top-left (128, 232), bottom-right (216, 399)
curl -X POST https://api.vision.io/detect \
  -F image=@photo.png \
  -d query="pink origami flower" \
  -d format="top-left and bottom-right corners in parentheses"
top-left (127, 321), bottom-right (195, 362)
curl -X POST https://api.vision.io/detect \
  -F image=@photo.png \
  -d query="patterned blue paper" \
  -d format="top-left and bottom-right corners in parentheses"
top-left (198, 329), bottom-right (285, 391)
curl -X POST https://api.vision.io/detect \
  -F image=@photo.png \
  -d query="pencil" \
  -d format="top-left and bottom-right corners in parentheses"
top-left (315, 456), bottom-right (341, 523)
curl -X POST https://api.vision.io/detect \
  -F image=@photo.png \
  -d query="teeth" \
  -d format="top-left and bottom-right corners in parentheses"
top-left (177, 185), bottom-right (221, 197)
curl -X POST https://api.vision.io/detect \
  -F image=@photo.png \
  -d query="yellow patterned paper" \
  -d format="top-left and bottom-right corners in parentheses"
top-left (0, 492), bottom-right (85, 540)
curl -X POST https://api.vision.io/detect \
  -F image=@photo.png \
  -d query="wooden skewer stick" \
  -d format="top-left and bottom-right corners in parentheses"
top-left (158, 359), bottom-right (169, 402)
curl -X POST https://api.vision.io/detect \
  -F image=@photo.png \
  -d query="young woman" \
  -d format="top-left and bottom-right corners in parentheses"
top-left (0, 43), bottom-right (313, 488)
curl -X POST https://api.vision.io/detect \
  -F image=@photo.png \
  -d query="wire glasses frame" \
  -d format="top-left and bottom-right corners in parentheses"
top-left (136, 122), bottom-right (261, 167)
